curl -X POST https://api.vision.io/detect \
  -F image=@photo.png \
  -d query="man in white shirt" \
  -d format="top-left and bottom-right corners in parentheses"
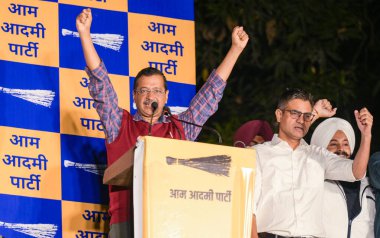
top-left (310, 117), bottom-right (375, 238)
top-left (251, 88), bottom-right (372, 238)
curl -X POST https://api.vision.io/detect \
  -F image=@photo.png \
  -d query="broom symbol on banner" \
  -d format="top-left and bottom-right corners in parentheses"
top-left (64, 160), bottom-right (107, 176)
top-left (0, 221), bottom-right (58, 238)
top-left (166, 155), bottom-right (231, 177)
top-left (61, 28), bottom-right (124, 52)
top-left (0, 86), bottom-right (55, 108)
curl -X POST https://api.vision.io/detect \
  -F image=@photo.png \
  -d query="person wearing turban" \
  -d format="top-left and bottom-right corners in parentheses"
top-left (311, 116), bottom-right (375, 238)
top-left (233, 120), bottom-right (274, 147)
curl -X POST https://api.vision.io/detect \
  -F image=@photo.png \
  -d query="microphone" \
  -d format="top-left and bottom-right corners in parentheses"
top-left (151, 101), bottom-right (158, 111)
top-left (148, 101), bottom-right (158, 136)
top-left (163, 106), bottom-right (223, 144)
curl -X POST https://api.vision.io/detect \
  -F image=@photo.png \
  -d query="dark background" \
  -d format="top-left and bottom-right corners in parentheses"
top-left (194, 0), bottom-right (380, 154)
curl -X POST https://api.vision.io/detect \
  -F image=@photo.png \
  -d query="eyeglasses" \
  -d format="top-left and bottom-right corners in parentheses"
top-left (282, 109), bottom-right (315, 122)
top-left (134, 88), bottom-right (165, 96)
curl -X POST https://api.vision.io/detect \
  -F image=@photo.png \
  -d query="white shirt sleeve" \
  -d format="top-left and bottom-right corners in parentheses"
top-left (323, 148), bottom-right (356, 182)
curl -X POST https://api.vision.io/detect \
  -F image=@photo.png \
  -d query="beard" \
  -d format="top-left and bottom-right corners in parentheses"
top-left (334, 150), bottom-right (350, 159)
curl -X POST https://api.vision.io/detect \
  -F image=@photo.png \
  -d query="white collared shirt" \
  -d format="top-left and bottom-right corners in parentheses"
top-left (253, 134), bottom-right (356, 237)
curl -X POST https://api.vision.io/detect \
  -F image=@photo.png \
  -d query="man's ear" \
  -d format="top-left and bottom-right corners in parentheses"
top-left (275, 109), bottom-right (283, 123)
top-left (165, 90), bottom-right (169, 103)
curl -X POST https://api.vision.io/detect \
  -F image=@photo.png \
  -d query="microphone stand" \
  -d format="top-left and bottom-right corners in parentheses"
top-left (163, 106), bottom-right (223, 144)
top-left (163, 107), bottom-right (182, 140)
top-left (148, 102), bottom-right (158, 136)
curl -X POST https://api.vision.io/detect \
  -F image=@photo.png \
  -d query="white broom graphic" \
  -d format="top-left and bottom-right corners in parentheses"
top-left (0, 86), bottom-right (55, 108)
top-left (64, 160), bottom-right (107, 176)
top-left (62, 28), bottom-right (124, 52)
top-left (0, 221), bottom-right (58, 238)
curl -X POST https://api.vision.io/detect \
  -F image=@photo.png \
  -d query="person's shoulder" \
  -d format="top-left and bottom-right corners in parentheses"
top-left (253, 141), bottom-right (279, 159)
top-left (370, 152), bottom-right (380, 164)
top-left (307, 143), bottom-right (330, 154)
top-left (253, 141), bottom-right (272, 150)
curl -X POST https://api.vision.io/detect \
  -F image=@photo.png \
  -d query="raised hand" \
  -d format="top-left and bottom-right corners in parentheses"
top-left (76, 8), bottom-right (92, 35)
top-left (313, 99), bottom-right (337, 118)
top-left (214, 26), bottom-right (248, 81)
top-left (231, 26), bottom-right (249, 51)
top-left (354, 107), bottom-right (373, 137)
top-left (76, 8), bottom-right (100, 70)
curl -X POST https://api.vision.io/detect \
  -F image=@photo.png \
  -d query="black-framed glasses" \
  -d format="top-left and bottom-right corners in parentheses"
top-left (134, 88), bottom-right (165, 96)
top-left (283, 109), bottom-right (315, 122)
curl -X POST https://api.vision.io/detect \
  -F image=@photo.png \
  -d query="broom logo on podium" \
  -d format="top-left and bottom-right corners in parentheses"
top-left (0, 221), bottom-right (58, 238)
top-left (166, 155), bottom-right (231, 177)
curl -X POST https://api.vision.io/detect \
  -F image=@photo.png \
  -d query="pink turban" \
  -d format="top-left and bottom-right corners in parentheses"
top-left (233, 120), bottom-right (274, 147)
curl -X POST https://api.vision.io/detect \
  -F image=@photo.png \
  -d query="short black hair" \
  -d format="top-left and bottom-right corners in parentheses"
top-left (134, 67), bottom-right (168, 91)
top-left (277, 88), bottom-right (314, 109)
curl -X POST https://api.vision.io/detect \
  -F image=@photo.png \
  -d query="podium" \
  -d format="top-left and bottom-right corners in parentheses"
top-left (103, 136), bottom-right (256, 238)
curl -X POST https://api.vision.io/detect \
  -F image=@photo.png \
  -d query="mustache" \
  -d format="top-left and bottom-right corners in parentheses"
top-left (143, 99), bottom-right (157, 106)
top-left (334, 150), bottom-right (350, 158)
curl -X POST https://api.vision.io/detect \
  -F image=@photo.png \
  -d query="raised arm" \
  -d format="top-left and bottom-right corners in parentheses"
top-left (179, 26), bottom-right (248, 140)
top-left (215, 26), bottom-right (249, 81)
top-left (76, 8), bottom-right (122, 144)
top-left (76, 8), bottom-right (101, 70)
top-left (352, 107), bottom-right (373, 179)
top-left (311, 99), bottom-right (337, 124)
